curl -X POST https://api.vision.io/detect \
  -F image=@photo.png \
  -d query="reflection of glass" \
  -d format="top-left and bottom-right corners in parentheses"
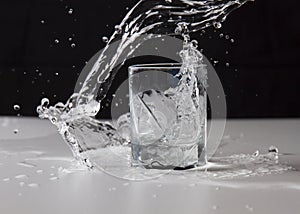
top-left (129, 63), bottom-right (207, 169)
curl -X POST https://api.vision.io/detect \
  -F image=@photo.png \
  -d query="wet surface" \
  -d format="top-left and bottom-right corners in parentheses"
top-left (0, 117), bottom-right (300, 214)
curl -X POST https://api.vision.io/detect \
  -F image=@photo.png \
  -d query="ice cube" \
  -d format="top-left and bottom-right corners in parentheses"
top-left (132, 89), bottom-right (176, 142)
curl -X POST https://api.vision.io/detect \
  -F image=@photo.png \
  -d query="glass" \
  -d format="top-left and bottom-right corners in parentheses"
top-left (129, 63), bottom-right (206, 169)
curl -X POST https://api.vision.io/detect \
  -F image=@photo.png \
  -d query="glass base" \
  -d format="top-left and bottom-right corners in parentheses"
top-left (131, 142), bottom-right (206, 169)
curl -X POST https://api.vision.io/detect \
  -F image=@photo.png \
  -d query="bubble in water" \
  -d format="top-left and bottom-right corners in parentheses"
top-left (13, 129), bottom-right (19, 134)
top-left (225, 35), bottom-right (229, 39)
top-left (123, 182), bottom-right (129, 186)
top-left (268, 145), bottom-right (279, 154)
top-left (225, 62), bottom-right (230, 67)
top-left (13, 104), bottom-right (20, 111)
top-left (3, 178), bottom-right (10, 182)
top-left (54, 39), bottom-right (59, 44)
top-left (215, 186), bottom-right (220, 191)
top-left (219, 33), bottom-right (224, 38)
top-left (152, 194), bottom-right (157, 198)
top-left (41, 20), bottom-right (45, 24)
top-left (19, 182), bottom-right (25, 187)
top-left (102, 36), bottom-right (109, 43)
top-left (213, 22), bottom-right (222, 29)
top-left (68, 8), bottom-right (73, 14)
top-left (70, 43), bottom-right (76, 48)
top-left (68, 37), bottom-right (73, 41)
top-left (230, 38), bottom-right (235, 43)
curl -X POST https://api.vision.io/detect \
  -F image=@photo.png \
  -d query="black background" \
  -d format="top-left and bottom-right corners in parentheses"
top-left (0, 0), bottom-right (299, 118)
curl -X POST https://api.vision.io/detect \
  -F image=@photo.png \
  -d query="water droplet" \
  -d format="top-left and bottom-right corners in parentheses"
top-left (213, 22), bottom-right (222, 29)
top-left (70, 43), bottom-right (76, 48)
top-left (212, 205), bottom-right (218, 210)
top-left (115, 25), bottom-right (122, 34)
top-left (68, 8), bottom-right (73, 14)
top-left (36, 169), bottom-right (43, 173)
top-left (49, 177), bottom-right (58, 181)
top-left (15, 174), bottom-right (28, 179)
top-left (19, 182), bottom-right (25, 187)
top-left (245, 205), bottom-right (254, 212)
top-left (55, 72), bottom-right (58, 76)
top-left (268, 145), bottom-right (279, 154)
top-left (102, 36), bottom-right (109, 43)
top-left (225, 62), bottom-right (230, 67)
top-left (215, 186), bottom-right (220, 190)
top-left (54, 39), bottom-right (59, 44)
top-left (225, 35), bottom-right (230, 39)
top-left (109, 187), bottom-right (117, 191)
top-left (156, 184), bottom-right (162, 188)
top-left (219, 33), bottom-right (224, 38)
top-left (18, 161), bottom-right (36, 168)
top-left (3, 178), bottom-right (10, 182)
top-left (18, 193), bottom-right (22, 196)
top-left (40, 20), bottom-right (45, 24)
top-left (28, 183), bottom-right (39, 188)
top-left (225, 51), bottom-right (229, 54)
top-left (253, 150), bottom-right (259, 157)
top-left (13, 129), bottom-right (19, 134)
top-left (123, 182), bottom-right (129, 186)
top-left (230, 38), bottom-right (235, 43)
top-left (13, 104), bottom-right (20, 111)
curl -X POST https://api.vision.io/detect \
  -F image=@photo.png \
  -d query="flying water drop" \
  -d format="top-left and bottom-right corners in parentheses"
top-left (13, 104), bottom-right (20, 111)
top-left (102, 36), bottom-right (109, 43)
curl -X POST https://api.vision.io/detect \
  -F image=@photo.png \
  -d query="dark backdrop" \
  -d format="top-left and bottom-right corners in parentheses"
top-left (0, 0), bottom-right (299, 118)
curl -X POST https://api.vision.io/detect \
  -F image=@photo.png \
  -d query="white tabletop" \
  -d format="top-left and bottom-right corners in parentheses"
top-left (0, 117), bottom-right (299, 214)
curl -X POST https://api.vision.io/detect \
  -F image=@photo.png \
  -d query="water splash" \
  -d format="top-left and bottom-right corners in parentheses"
top-left (33, 0), bottom-right (292, 182)
top-left (37, 0), bottom-right (251, 169)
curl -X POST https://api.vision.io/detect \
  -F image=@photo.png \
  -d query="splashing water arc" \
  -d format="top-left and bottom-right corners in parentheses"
top-left (37, 0), bottom-right (252, 167)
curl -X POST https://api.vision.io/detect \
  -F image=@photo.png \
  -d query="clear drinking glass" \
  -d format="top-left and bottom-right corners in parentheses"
top-left (129, 63), bottom-right (206, 169)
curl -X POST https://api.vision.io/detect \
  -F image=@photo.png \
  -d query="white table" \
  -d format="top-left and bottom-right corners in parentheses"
top-left (0, 117), bottom-right (299, 214)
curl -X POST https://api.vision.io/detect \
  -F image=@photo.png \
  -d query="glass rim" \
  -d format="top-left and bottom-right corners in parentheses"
top-left (129, 63), bottom-right (182, 70)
